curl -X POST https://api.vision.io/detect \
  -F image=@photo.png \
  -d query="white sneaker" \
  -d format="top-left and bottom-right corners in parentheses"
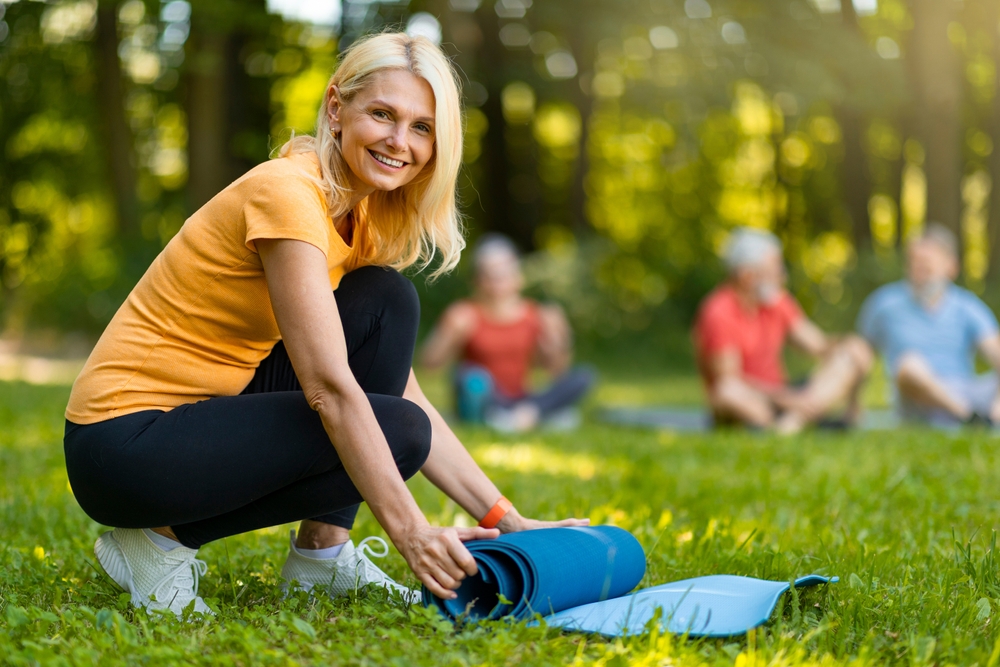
top-left (279, 530), bottom-right (422, 604)
top-left (485, 403), bottom-right (540, 433)
top-left (94, 528), bottom-right (213, 617)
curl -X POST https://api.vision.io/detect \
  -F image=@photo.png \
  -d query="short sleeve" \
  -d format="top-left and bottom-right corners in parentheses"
top-left (856, 290), bottom-right (882, 345)
top-left (962, 292), bottom-right (1000, 344)
top-left (777, 293), bottom-right (804, 330)
top-left (696, 300), bottom-right (739, 355)
top-left (243, 172), bottom-right (332, 257)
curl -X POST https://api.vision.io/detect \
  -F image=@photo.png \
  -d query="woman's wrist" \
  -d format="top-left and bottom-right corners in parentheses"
top-left (385, 512), bottom-right (431, 549)
top-left (477, 496), bottom-right (514, 529)
top-left (494, 508), bottom-right (524, 534)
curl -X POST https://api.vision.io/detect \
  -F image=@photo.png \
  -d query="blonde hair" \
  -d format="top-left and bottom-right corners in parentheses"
top-left (279, 32), bottom-right (465, 279)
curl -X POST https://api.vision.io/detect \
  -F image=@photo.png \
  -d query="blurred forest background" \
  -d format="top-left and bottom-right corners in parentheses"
top-left (1, 0), bottom-right (998, 368)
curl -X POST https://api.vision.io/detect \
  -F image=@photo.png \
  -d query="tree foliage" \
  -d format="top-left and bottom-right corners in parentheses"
top-left (0, 0), bottom-right (997, 345)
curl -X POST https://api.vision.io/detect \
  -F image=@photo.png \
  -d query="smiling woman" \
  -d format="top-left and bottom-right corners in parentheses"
top-left (280, 33), bottom-right (465, 280)
top-left (61, 32), bottom-right (587, 619)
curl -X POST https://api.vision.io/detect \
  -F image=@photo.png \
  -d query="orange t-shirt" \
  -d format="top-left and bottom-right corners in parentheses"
top-left (66, 152), bottom-right (366, 424)
top-left (692, 284), bottom-right (803, 388)
top-left (462, 302), bottom-right (542, 399)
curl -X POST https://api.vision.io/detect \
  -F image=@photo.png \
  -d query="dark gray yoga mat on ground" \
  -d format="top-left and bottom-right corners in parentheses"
top-left (598, 407), bottom-right (898, 431)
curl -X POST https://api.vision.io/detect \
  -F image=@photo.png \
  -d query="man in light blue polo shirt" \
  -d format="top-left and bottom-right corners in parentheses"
top-left (857, 223), bottom-right (1000, 427)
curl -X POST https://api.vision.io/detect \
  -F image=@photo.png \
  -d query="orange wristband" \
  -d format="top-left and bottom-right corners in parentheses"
top-left (478, 497), bottom-right (513, 529)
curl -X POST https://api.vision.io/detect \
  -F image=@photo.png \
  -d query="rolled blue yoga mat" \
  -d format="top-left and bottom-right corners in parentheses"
top-left (423, 525), bottom-right (646, 621)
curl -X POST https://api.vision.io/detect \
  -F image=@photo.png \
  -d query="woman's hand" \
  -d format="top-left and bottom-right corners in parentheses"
top-left (495, 508), bottom-right (590, 534)
top-left (397, 525), bottom-right (499, 599)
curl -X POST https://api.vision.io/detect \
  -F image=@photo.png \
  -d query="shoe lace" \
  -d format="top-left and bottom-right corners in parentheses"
top-left (150, 553), bottom-right (208, 607)
top-left (352, 536), bottom-right (395, 586)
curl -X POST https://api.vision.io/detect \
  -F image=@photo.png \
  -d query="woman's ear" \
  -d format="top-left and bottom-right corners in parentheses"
top-left (327, 84), bottom-right (343, 133)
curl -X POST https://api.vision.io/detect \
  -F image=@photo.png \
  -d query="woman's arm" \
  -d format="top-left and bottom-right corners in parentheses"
top-left (419, 302), bottom-right (476, 370)
top-left (535, 304), bottom-right (573, 376)
top-left (257, 239), bottom-right (496, 599)
top-left (403, 369), bottom-right (589, 532)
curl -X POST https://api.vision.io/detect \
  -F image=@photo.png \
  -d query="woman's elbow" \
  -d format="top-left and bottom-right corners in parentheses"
top-left (301, 374), bottom-right (356, 413)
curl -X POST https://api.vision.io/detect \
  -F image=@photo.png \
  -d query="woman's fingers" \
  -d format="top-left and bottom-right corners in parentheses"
top-left (531, 518), bottom-right (590, 529)
top-left (406, 527), bottom-right (482, 596)
top-left (427, 563), bottom-right (462, 590)
top-left (445, 536), bottom-right (479, 577)
top-left (554, 518), bottom-right (590, 527)
top-left (409, 519), bottom-right (600, 602)
top-left (455, 526), bottom-right (500, 541)
top-left (404, 525), bottom-right (532, 601)
top-left (435, 550), bottom-right (469, 583)
top-left (420, 571), bottom-right (457, 600)
top-left (513, 517), bottom-right (591, 531)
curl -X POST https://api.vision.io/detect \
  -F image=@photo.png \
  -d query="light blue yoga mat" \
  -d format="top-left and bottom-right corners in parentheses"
top-left (424, 526), bottom-right (837, 638)
top-left (542, 574), bottom-right (838, 638)
top-left (423, 525), bottom-right (646, 621)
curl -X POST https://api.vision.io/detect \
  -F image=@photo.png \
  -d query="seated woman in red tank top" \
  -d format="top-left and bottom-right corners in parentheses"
top-left (421, 234), bottom-right (594, 432)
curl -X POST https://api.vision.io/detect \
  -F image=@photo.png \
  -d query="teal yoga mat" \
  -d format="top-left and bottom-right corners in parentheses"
top-left (542, 574), bottom-right (838, 638)
top-left (423, 525), bottom-right (646, 621)
top-left (423, 526), bottom-right (837, 638)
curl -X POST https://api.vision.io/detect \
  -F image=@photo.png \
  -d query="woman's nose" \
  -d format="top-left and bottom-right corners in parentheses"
top-left (385, 125), bottom-right (407, 152)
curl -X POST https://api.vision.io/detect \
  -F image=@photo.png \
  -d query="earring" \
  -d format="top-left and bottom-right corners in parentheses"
top-left (330, 127), bottom-right (340, 138)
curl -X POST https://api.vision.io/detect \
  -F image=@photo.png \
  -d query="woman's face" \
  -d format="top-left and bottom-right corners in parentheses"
top-left (475, 249), bottom-right (524, 300)
top-left (328, 69), bottom-right (437, 193)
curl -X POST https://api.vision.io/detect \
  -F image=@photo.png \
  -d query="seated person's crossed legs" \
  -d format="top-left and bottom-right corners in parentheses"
top-left (895, 351), bottom-right (998, 427)
top-left (708, 335), bottom-right (872, 433)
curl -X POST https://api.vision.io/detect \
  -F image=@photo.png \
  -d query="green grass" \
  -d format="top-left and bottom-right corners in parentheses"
top-left (2, 377), bottom-right (1000, 665)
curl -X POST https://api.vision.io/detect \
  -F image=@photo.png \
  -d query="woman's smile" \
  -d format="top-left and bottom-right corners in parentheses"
top-left (367, 148), bottom-right (408, 170)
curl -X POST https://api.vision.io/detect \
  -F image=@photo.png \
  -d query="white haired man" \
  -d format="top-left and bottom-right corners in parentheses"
top-left (857, 224), bottom-right (1000, 427)
top-left (693, 227), bottom-right (872, 434)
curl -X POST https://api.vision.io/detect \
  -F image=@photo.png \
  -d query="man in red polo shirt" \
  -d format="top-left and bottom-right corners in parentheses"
top-left (693, 228), bottom-right (872, 434)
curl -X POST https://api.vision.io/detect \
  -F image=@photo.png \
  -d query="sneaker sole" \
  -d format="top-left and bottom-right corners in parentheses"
top-left (279, 556), bottom-right (419, 603)
top-left (94, 531), bottom-right (142, 607)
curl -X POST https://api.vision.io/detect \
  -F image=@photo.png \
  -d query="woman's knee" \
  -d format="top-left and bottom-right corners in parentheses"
top-left (383, 398), bottom-right (432, 479)
top-left (340, 266), bottom-right (420, 326)
top-left (568, 365), bottom-right (598, 394)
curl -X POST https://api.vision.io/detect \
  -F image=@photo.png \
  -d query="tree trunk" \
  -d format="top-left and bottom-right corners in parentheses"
top-left (184, 27), bottom-right (231, 211)
top-left (908, 0), bottom-right (963, 238)
top-left (94, 0), bottom-right (139, 236)
top-left (986, 0), bottom-right (1000, 280)
top-left (839, 107), bottom-right (871, 250)
top-left (224, 29), bottom-right (272, 175)
top-left (478, 4), bottom-right (514, 242)
top-left (836, 0), bottom-right (872, 251)
top-left (568, 18), bottom-right (595, 235)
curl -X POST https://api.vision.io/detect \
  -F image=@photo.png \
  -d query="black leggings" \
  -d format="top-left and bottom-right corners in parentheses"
top-left (64, 266), bottom-right (431, 549)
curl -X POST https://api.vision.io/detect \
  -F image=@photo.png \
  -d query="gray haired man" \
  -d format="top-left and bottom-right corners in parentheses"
top-left (693, 227), bottom-right (873, 434)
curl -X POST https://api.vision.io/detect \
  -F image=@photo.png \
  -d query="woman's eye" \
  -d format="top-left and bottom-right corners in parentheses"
top-left (372, 110), bottom-right (390, 120)
top-left (414, 123), bottom-right (431, 134)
